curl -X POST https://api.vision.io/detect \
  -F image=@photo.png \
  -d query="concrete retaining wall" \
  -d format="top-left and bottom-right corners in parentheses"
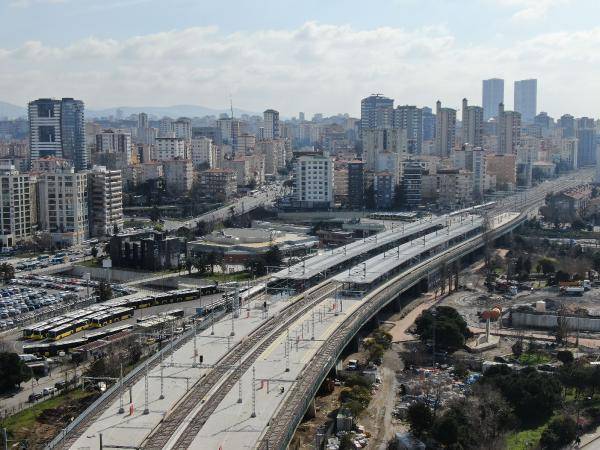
top-left (512, 311), bottom-right (600, 332)
top-left (68, 266), bottom-right (154, 283)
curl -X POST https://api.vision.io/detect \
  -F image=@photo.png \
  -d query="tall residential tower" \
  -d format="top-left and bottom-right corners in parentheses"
top-left (482, 78), bottom-right (504, 121)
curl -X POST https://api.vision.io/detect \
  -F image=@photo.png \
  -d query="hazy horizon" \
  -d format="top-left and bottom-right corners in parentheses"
top-left (2, 0), bottom-right (600, 118)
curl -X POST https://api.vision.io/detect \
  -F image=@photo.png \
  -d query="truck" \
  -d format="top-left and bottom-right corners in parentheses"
top-left (563, 286), bottom-right (584, 297)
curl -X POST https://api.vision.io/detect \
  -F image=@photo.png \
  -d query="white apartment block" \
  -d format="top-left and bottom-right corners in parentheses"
top-left (0, 162), bottom-right (36, 248)
top-left (293, 153), bottom-right (334, 208)
top-left (37, 168), bottom-right (88, 246)
top-left (155, 137), bottom-right (187, 161)
top-left (191, 137), bottom-right (215, 168)
top-left (89, 166), bottom-right (124, 237)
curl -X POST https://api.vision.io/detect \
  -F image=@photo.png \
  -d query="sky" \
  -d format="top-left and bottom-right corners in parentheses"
top-left (1, 0), bottom-right (600, 118)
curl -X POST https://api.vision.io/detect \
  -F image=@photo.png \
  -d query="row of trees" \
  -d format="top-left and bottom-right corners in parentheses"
top-left (184, 245), bottom-right (284, 278)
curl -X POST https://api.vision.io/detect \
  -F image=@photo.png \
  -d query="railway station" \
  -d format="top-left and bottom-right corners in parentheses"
top-left (333, 215), bottom-right (485, 292)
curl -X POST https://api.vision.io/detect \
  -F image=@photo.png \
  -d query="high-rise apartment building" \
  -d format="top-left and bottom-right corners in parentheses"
top-left (158, 117), bottom-right (174, 137)
top-left (173, 118), bottom-right (192, 141)
top-left (163, 159), bottom-right (194, 195)
top-left (89, 166), bottom-right (123, 237)
top-left (155, 137), bottom-right (187, 161)
top-left (394, 106), bottom-right (423, 154)
top-left (435, 101), bottom-right (456, 157)
top-left (360, 94), bottom-right (394, 131)
top-left (190, 137), bottom-right (215, 169)
top-left (37, 168), bottom-right (88, 245)
top-left (558, 114), bottom-right (576, 139)
top-left (576, 117), bottom-right (597, 167)
top-left (28, 98), bottom-right (87, 170)
top-left (422, 107), bottom-right (435, 142)
top-left (292, 153), bottom-right (334, 209)
top-left (514, 79), bottom-right (537, 124)
top-left (263, 109), bottom-right (280, 139)
top-left (461, 98), bottom-right (484, 148)
top-left (498, 103), bottom-right (522, 155)
top-left (482, 78), bottom-right (504, 121)
top-left (95, 129), bottom-right (132, 170)
top-left (0, 162), bottom-right (36, 248)
top-left (347, 160), bottom-right (365, 209)
top-left (199, 168), bottom-right (237, 201)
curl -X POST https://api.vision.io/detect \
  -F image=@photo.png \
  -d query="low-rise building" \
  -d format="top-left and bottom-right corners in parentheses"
top-left (109, 230), bottom-right (185, 271)
top-left (187, 226), bottom-right (319, 265)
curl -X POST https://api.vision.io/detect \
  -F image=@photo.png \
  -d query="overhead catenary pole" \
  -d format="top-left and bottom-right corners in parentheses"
top-left (118, 363), bottom-right (124, 414)
top-left (143, 362), bottom-right (149, 415)
top-left (251, 366), bottom-right (256, 418)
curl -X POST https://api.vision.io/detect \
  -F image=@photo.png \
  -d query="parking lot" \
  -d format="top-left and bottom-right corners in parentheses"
top-left (0, 274), bottom-right (134, 333)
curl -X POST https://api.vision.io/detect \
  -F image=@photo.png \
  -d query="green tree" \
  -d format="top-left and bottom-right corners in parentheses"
top-left (245, 257), bottom-right (267, 276)
top-left (94, 280), bottom-right (113, 303)
top-left (0, 352), bottom-right (32, 394)
top-left (407, 402), bottom-right (434, 437)
top-left (264, 245), bottom-right (283, 270)
top-left (537, 257), bottom-right (556, 275)
top-left (557, 350), bottom-right (574, 366)
top-left (415, 306), bottom-right (472, 352)
top-left (149, 206), bottom-right (161, 222)
top-left (432, 413), bottom-right (461, 446)
top-left (0, 263), bottom-right (15, 283)
top-left (482, 366), bottom-right (562, 425)
top-left (540, 416), bottom-right (577, 449)
top-left (91, 246), bottom-right (98, 259)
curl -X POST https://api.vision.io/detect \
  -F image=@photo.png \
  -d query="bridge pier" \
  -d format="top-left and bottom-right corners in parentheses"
top-left (304, 398), bottom-right (316, 419)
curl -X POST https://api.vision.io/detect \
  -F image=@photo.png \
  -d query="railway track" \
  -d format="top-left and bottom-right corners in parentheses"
top-left (141, 281), bottom-right (338, 450)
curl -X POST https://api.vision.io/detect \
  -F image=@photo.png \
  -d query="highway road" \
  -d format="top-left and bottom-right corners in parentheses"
top-left (163, 183), bottom-right (283, 231)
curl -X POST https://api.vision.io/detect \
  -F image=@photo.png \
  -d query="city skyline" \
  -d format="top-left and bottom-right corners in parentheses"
top-left (2, 0), bottom-right (600, 117)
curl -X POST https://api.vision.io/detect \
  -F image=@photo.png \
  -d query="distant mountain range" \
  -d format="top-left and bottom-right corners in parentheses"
top-left (0, 101), bottom-right (26, 119)
top-left (0, 101), bottom-right (258, 120)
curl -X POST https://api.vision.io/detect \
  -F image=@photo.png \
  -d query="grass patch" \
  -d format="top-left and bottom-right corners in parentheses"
top-left (518, 352), bottom-right (552, 366)
top-left (197, 271), bottom-right (253, 282)
top-left (506, 423), bottom-right (548, 450)
top-left (76, 259), bottom-right (101, 268)
top-left (1, 389), bottom-right (93, 436)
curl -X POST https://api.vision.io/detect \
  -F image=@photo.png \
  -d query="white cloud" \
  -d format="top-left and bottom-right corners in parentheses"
top-left (9, 0), bottom-right (67, 7)
top-left (0, 22), bottom-right (598, 117)
top-left (490, 0), bottom-right (573, 22)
